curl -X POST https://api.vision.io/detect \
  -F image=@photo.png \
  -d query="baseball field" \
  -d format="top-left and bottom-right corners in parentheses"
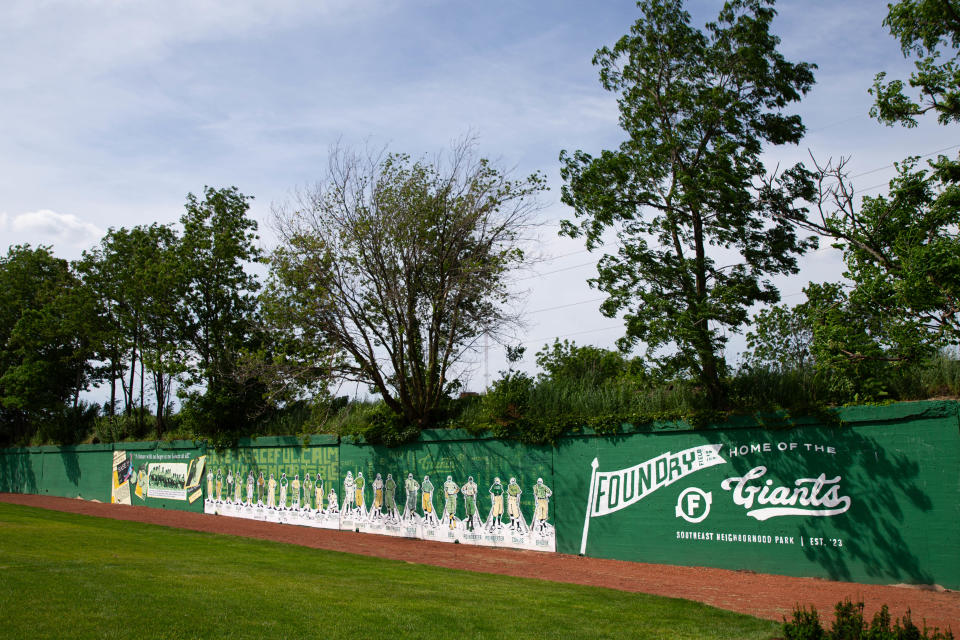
top-left (0, 501), bottom-right (780, 639)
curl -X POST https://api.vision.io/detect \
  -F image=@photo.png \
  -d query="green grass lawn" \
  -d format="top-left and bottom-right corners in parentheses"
top-left (0, 502), bottom-right (780, 639)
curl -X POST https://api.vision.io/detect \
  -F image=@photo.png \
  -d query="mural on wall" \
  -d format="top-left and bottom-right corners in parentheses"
top-left (204, 465), bottom-right (556, 552)
top-left (111, 450), bottom-right (206, 506)
top-left (203, 442), bottom-right (343, 530)
top-left (568, 429), bottom-right (943, 586)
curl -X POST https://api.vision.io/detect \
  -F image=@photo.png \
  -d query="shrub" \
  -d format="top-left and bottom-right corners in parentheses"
top-left (783, 600), bottom-right (955, 640)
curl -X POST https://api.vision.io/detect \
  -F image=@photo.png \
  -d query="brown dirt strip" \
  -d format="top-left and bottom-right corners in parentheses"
top-left (2, 493), bottom-right (957, 632)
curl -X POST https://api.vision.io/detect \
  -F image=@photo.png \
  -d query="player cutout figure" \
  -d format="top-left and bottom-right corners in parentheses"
top-left (215, 468), bottom-right (223, 502)
top-left (461, 476), bottom-right (481, 531)
top-left (292, 473), bottom-right (301, 510)
top-left (532, 478), bottom-right (553, 534)
top-left (506, 477), bottom-right (528, 532)
top-left (303, 473), bottom-right (312, 511)
top-left (487, 477), bottom-right (505, 530)
top-left (315, 473), bottom-right (324, 513)
top-left (342, 471), bottom-right (356, 514)
top-left (246, 471), bottom-right (255, 506)
top-left (267, 473), bottom-right (278, 509)
top-left (384, 473), bottom-right (400, 522)
top-left (327, 487), bottom-right (339, 513)
top-left (354, 472), bottom-right (366, 518)
top-left (371, 473), bottom-right (384, 520)
top-left (279, 472), bottom-right (289, 510)
top-left (225, 469), bottom-right (234, 504)
top-left (403, 473), bottom-right (420, 522)
top-left (421, 475), bottom-right (438, 526)
top-left (442, 475), bottom-right (460, 529)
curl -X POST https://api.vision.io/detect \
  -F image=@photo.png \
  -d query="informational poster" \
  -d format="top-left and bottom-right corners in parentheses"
top-left (111, 450), bottom-right (132, 505)
top-left (110, 449), bottom-right (206, 509)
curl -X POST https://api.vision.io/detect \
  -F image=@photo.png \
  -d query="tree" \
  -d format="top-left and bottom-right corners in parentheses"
top-left (743, 302), bottom-right (812, 373)
top-left (78, 224), bottom-right (185, 436)
top-left (743, 283), bottom-right (925, 401)
top-left (271, 140), bottom-right (545, 430)
top-left (252, 255), bottom-right (342, 407)
top-left (133, 225), bottom-right (185, 436)
top-left (0, 246), bottom-right (100, 444)
top-left (789, 0), bottom-right (960, 354)
top-left (534, 339), bottom-right (638, 386)
top-left (176, 187), bottom-right (266, 438)
top-left (559, 0), bottom-right (816, 405)
top-left (870, 0), bottom-right (960, 127)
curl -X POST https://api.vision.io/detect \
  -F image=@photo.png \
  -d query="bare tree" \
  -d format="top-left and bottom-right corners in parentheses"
top-left (269, 139), bottom-right (546, 427)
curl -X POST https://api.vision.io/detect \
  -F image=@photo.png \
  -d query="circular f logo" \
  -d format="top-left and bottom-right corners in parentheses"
top-left (675, 487), bottom-right (712, 523)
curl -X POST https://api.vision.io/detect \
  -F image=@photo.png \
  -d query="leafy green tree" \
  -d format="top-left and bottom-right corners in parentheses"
top-left (252, 254), bottom-right (342, 407)
top-left (559, 0), bottom-right (816, 405)
top-left (744, 303), bottom-right (812, 373)
top-left (0, 246), bottom-right (100, 444)
top-left (801, 283), bottom-right (898, 401)
top-left (793, 0), bottom-right (960, 355)
top-left (743, 282), bottom-right (931, 402)
top-left (78, 224), bottom-right (185, 437)
top-left (177, 186), bottom-right (266, 438)
top-left (870, 0), bottom-right (960, 126)
top-left (271, 140), bottom-right (545, 432)
top-left (534, 339), bottom-right (638, 386)
top-left (133, 225), bottom-right (185, 436)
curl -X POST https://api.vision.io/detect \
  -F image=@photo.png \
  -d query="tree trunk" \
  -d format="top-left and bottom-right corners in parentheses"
top-left (109, 348), bottom-right (117, 416)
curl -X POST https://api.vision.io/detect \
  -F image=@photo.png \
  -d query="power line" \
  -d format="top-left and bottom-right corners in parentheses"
top-left (527, 297), bottom-right (606, 315)
top-left (849, 143), bottom-right (960, 179)
top-left (515, 259), bottom-right (597, 282)
top-left (537, 247), bottom-right (592, 263)
top-left (509, 290), bottom-right (820, 352)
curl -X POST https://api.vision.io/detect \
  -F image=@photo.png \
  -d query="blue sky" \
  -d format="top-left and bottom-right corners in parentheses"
top-left (1, 0), bottom-right (953, 392)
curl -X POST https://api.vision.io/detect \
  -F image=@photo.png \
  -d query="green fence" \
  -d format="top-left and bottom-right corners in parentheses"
top-left (0, 440), bottom-right (206, 510)
top-left (2, 400), bottom-right (957, 589)
top-left (552, 401), bottom-right (960, 589)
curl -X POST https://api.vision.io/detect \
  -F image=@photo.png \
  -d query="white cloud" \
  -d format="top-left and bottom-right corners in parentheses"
top-left (10, 209), bottom-right (103, 248)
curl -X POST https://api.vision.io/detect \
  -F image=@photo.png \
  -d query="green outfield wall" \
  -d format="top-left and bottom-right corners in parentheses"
top-left (204, 435), bottom-right (340, 507)
top-left (2, 400), bottom-right (957, 588)
top-left (552, 401), bottom-right (960, 590)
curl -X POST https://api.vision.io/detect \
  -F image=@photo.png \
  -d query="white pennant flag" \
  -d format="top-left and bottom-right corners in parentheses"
top-left (580, 444), bottom-right (726, 553)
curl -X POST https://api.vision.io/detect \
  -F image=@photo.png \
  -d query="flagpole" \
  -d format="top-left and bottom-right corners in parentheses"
top-left (580, 457), bottom-right (599, 555)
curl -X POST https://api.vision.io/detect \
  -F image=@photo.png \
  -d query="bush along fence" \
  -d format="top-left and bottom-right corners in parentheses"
top-left (1, 400), bottom-right (957, 589)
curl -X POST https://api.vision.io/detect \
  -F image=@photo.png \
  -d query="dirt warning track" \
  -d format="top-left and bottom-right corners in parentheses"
top-left (2, 493), bottom-right (956, 631)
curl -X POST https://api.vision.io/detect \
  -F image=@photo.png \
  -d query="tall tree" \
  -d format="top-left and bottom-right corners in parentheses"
top-left (0, 246), bottom-right (100, 444)
top-left (271, 140), bottom-right (545, 430)
top-left (789, 0), bottom-right (960, 355)
top-left (133, 225), bottom-right (185, 436)
top-left (78, 224), bottom-right (184, 436)
top-left (560, 0), bottom-right (816, 405)
top-left (177, 186), bottom-right (265, 437)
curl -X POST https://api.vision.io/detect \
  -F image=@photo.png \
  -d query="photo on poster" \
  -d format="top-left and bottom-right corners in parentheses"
top-left (148, 462), bottom-right (189, 500)
top-left (185, 455), bottom-right (206, 489)
top-left (111, 451), bottom-right (132, 505)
